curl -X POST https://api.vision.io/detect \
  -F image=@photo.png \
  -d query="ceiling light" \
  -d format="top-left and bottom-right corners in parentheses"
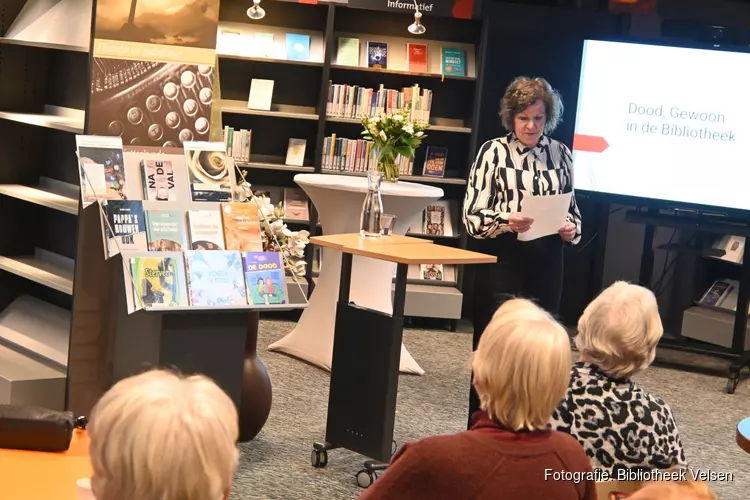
top-left (247, 0), bottom-right (265, 20)
top-left (408, 0), bottom-right (426, 35)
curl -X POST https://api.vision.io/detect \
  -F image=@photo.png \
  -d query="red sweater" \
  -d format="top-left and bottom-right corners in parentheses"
top-left (359, 412), bottom-right (597, 500)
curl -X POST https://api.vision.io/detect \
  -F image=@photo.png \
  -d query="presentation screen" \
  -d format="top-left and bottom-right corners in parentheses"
top-left (572, 40), bottom-right (747, 213)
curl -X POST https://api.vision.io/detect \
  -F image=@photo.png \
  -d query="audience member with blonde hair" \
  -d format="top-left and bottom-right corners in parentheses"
top-left (87, 369), bottom-right (239, 500)
top-left (360, 299), bottom-right (596, 500)
top-left (550, 281), bottom-right (686, 473)
top-left (628, 479), bottom-right (716, 500)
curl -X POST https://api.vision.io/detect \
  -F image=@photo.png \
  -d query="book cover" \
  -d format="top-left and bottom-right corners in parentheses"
top-left (422, 146), bottom-right (448, 178)
top-left (285, 33), bottom-right (311, 61)
top-left (221, 202), bottom-right (264, 252)
top-left (243, 252), bottom-right (287, 305)
top-left (407, 43), bottom-right (428, 72)
top-left (183, 141), bottom-right (234, 202)
top-left (421, 264), bottom-right (444, 281)
top-left (337, 37), bottom-right (360, 66)
top-left (185, 250), bottom-right (248, 307)
top-left (76, 135), bottom-right (127, 207)
top-left (254, 32), bottom-right (275, 58)
top-left (130, 254), bottom-right (188, 308)
top-left (188, 210), bottom-right (225, 250)
top-left (441, 47), bottom-right (466, 76)
top-left (285, 138), bottom-right (307, 167)
top-left (146, 210), bottom-right (188, 251)
top-left (699, 280), bottom-right (733, 307)
top-left (248, 79), bottom-right (274, 111)
top-left (141, 159), bottom-right (176, 201)
top-left (102, 200), bottom-right (147, 257)
top-left (367, 41), bottom-right (388, 69)
top-left (423, 204), bottom-right (446, 236)
top-left (283, 188), bottom-right (309, 221)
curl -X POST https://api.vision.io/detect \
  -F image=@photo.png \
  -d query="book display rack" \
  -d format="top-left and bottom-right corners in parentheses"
top-left (216, 0), bottom-right (486, 328)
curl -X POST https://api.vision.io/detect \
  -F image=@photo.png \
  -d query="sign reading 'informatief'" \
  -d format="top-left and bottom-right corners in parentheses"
top-left (343, 0), bottom-right (477, 19)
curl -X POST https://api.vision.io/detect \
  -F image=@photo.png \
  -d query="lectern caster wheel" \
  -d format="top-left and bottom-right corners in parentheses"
top-left (356, 469), bottom-right (377, 488)
top-left (392, 440), bottom-right (397, 455)
top-left (726, 376), bottom-right (739, 395)
top-left (311, 449), bottom-right (328, 468)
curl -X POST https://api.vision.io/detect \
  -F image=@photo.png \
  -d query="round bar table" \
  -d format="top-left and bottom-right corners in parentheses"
top-left (737, 417), bottom-right (750, 454)
top-left (269, 174), bottom-right (443, 375)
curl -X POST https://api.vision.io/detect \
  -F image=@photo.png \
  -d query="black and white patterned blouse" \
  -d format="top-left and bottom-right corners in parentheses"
top-left (463, 133), bottom-right (582, 244)
top-left (550, 362), bottom-right (687, 473)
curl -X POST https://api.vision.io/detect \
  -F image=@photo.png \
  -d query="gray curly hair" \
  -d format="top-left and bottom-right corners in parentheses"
top-left (500, 77), bottom-right (564, 135)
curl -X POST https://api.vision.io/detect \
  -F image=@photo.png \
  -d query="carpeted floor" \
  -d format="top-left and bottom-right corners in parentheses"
top-left (230, 319), bottom-right (750, 500)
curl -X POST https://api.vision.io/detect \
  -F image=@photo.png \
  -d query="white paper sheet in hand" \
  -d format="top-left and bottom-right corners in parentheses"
top-left (516, 193), bottom-right (572, 242)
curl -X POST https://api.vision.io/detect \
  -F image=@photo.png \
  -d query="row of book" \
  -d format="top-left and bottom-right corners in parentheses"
top-left (102, 200), bottom-right (263, 257)
top-left (327, 83), bottom-right (432, 123)
top-left (218, 30), bottom-right (312, 62)
top-left (320, 135), bottom-right (448, 178)
top-left (320, 135), bottom-right (412, 174)
top-left (223, 127), bottom-right (252, 163)
top-left (129, 251), bottom-right (288, 309)
top-left (337, 38), bottom-right (467, 77)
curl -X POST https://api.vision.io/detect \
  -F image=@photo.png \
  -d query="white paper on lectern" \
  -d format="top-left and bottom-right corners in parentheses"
top-left (516, 193), bottom-right (572, 242)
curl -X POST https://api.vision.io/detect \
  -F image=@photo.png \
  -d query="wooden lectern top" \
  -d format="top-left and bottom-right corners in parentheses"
top-left (310, 233), bottom-right (432, 250)
top-left (311, 233), bottom-right (496, 265)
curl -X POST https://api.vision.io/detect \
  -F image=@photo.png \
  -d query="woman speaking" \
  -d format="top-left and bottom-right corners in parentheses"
top-left (463, 76), bottom-right (582, 423)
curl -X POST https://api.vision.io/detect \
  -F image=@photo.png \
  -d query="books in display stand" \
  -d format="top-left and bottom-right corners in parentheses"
top-left (74, 135), bottom-right (296, 314)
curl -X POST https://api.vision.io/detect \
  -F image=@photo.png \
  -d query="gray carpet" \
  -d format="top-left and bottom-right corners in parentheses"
top-left (230, 319), bottom-right (750, 499)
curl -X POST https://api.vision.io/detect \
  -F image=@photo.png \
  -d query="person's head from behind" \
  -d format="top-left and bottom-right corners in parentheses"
top-left (88, 369), bottom-right (239, 500)
top-left (471, 298), bottom-right (571, 431)
top-left (628, 479), bottom-right (716, 500)
top-left (575, 281), bottom-right (663, 380)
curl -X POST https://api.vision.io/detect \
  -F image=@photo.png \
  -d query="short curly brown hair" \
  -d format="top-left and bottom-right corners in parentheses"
top-left (500, 77), bottom-right (563, 135)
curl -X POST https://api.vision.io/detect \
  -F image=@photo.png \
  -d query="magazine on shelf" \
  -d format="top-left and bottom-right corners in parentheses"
top-left (185, 250), bottom-right (248, 307)
top-left (183, 141), bottom-right (234, 202)
top-left (76, 135), bottom-right (127, 207)
top-left (243, 252), bottom-right (287, 305)
top-left (101, 200), bottom-right (148, 258)
top-left (128, 252), bottom-right (189, 311)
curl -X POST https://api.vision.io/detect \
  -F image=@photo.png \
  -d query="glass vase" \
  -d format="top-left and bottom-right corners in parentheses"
top-left (360, 170), bottom-right (384, 237)
top-left (375, 146), bottom-right (400, 182)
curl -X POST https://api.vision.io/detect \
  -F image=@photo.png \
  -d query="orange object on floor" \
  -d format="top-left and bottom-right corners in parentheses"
top-left (0, 430), bottom-right (92, 500)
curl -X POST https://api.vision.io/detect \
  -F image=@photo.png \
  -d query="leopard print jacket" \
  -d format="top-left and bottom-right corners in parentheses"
top-left (549, 362), bottom-right (686, 473)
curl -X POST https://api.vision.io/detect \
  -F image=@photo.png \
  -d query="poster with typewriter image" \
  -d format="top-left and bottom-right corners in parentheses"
top-left (87, 57), bottom-right (214, 147)
top-left (94, 0), bottom-right (220, 50)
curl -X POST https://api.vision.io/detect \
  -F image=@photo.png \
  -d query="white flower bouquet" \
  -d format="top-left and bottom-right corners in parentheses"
top-left (360, 108), bottom-right (429, 181)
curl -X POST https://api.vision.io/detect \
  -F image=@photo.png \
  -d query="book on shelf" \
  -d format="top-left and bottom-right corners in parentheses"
top-left (101, 200), bottom-right (148, 258)
top-left (442, 47), bottom-right (467, 77)
top-left (285, 33), bottom-right (311, 61)
top-left (422, 146), bottom-right (447, 178)
top-left (141, 159), bottom-right (177, 201)
top-left (183, 141), bottom-right (234, 202)
top-left (223, 127), bottom-right (251, 163)
top-left (698, 280), bottom-right (734, 308)
top-left (285, 138), bottom-right (306, 166)
top-left (185, 250), bottom-right (248, 307)
top-left (421, 264), bottom-right (444, 281)
top-left (255, 32), bottom-right (276, 58)
top-left (221, 202), bottom-right (264, 252)
top-left (188, 210), bottom-right (226, 250)
top-left (129, 252), bottom-right (189, 308)
top-left (217, 29), bottom-right (244, 55)
top-left (248, 79), bottom-right (274, 111)
top-left (146, 210), bottom-right (188, 251)
top-left (283, 188), bottom-right (309, 221)
top-left (76, 135), bottom-right (127, 208)
top-left (407, 43), bottom-right (428, 72)
top-left (337, 37), bottom-right (360, 66)
top-left (326, 82), bottom-right (432, 124)
top-left (243, 252), bottom-right (287, 305)
top-left (321, 134), bottom-right (413, 175)
top-left (367, 41), bottom-right (388, 69)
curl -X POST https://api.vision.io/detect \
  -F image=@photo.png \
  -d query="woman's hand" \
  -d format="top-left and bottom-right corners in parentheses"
top-left (559, 222), bottom-right (577, 242)
top-left (509, 213), bottom-right (534, 233)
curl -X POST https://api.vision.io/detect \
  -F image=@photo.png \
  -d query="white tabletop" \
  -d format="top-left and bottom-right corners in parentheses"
top-left (295, 173), bottom-right (444, 198)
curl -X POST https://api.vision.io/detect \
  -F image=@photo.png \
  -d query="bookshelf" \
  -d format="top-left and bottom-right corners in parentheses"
top-left (0, 0), bottom-right (90, 410)
top-left (216, 0), bottom-right (486, 327)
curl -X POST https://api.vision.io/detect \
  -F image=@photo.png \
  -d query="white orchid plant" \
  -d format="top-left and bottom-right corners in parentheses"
top-left (361, 107), bottom-right (429, 181)
top-left (235, 181), bottom-right (310, 278)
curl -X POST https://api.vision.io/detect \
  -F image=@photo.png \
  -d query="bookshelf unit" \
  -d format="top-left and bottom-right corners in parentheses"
top-left (0, 0), bottom-right (91, 410)
top-left (216, 0), bottom-right (486, 326)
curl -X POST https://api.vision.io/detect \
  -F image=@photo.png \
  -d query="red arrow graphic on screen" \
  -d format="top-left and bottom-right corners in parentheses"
top-left (573, 134), bottom-right (610, 153)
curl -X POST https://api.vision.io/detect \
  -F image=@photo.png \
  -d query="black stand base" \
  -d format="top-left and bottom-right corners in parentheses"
top-left (726, 353), bottom-right (750, 394)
